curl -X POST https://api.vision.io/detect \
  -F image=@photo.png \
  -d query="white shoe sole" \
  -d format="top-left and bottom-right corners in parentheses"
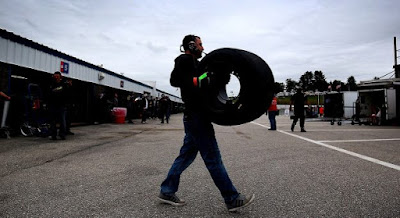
top-left (228, 194), bottom-right (255, 212)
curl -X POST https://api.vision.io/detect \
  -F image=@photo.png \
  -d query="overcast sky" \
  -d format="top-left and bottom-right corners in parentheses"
top-left (1, 0), bottom-right (400, 96)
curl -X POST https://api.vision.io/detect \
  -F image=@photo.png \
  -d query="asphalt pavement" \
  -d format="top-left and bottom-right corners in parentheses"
top-left (0, 114), bottom-right (399, 217)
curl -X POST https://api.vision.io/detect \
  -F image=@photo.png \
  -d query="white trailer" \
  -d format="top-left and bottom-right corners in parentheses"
top-left (324, 91), bottom-right (358, 125)
top-left (357, 78), bottom-right (398, 124)
top-left (358, 88), bottom-right (396, 121)
top-left (342, 91), bottom-right (358, 119)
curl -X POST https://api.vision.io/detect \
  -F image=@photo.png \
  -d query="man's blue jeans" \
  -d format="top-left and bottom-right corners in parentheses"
top-left (160, 112), bottom-right (239, 203)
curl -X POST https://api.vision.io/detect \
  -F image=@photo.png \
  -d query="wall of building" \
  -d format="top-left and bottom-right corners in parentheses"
top-left (0, 29), bottom-right (182, 103)
top-left (0, 29), bottom-right (183, 127)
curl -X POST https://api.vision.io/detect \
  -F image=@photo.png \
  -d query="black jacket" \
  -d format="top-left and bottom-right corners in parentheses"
top-left (48, 81), bottom-right (67, 107)
top-left (170, 54), bottom-right (203, 113)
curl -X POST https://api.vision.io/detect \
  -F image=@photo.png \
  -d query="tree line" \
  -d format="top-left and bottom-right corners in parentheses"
top-left (273, 71), bottom-right (357, 93)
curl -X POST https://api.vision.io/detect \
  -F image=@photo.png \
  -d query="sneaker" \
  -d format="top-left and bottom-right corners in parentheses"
top-left (158, 193), bottom-right (186, 206)
top-left (291, 124), bottom-right (294, 132)
top-left (226, 194), bottom-right (255, 212)
top-left (301, 128), bottom-right (307, 132)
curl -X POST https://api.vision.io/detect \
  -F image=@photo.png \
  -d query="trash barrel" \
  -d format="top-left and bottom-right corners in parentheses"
top-left (112, 107), bottom-right (127, 124)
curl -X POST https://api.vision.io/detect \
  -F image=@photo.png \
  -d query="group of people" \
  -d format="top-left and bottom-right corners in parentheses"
top-left (93, 91), bottom-right (172, 126)
top-left (17, 70), bottom-right (166, 141)
top-left (125, 93), bottom-right (171, 124)
top-left (266, 87), bottom-right (309, 132)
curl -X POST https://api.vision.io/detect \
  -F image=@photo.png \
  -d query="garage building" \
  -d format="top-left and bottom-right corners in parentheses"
top-left (0, 28), bottom-right (182, 128)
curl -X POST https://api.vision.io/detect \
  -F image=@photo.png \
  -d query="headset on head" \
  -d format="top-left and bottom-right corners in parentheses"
top-left (180, 35), bottom-right (199, 54)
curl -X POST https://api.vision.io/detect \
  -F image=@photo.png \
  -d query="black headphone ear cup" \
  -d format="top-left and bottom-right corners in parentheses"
top-left (188, 41), bottom-right (196, 53)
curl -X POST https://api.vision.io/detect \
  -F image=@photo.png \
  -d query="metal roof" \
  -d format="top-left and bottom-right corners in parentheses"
top-left (0, 28), bottom-right (182, 102)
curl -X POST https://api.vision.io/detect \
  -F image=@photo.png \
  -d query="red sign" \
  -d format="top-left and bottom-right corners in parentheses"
top-left (60, 61), bottom-right (69, 74)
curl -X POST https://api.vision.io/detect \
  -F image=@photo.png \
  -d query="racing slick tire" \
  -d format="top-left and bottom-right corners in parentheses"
top-left (197, 48), bottom-right (275, 126)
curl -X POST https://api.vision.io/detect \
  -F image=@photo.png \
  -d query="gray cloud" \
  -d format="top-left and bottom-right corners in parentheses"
top-left (0, 0), bottom-right (399, 95)
top-left (136, 41), bottom-right (168, 53)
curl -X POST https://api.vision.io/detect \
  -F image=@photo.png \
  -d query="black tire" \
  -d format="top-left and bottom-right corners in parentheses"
top-left (20, 123), bottom-right (33, 137)
top-left (197, 48), bottom-right (274, 125)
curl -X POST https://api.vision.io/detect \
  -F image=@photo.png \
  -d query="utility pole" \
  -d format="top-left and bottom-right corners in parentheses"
top-left (395, 37), bottom-right (400, 77)
top-left (394, 37), bottom-right (400, 123)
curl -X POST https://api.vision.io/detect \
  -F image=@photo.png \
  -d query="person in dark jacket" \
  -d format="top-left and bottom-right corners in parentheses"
top-left (64, 79), bottom-right (74, 135)
top-left (158, 35), bottom-right (254, 212)
top-left (159, 94), bottom-right (170, 124)
top-left (48, 71), bottom-right (67, 140)
top-left (140, 93), bottom-right (148, 124)
top-left (289, 87), bottom-right (308, 132)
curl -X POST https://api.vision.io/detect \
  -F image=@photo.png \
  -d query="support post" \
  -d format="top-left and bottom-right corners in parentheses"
top-left (394, 37), bottom-right (400, 123)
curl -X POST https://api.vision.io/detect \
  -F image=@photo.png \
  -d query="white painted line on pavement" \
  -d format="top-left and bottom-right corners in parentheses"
top-left (318, 138), bottom-right (400, 143)
top-left (302, 129), bottom-right (399, 132)
top-left (251, 122), bottom-right (400, 171)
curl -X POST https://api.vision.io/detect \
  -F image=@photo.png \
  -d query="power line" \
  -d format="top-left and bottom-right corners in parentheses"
top-left (379, 70), bottom-right (395, 79)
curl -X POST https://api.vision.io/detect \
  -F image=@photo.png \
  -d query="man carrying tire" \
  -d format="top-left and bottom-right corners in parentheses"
top-left (158, 35), bottom-right (254, 212)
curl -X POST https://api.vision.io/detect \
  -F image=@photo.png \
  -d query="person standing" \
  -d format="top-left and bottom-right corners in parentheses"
top-left (141, 93), bottom-right (148, 124)
top-left (148, 96), bottom-right (154, 119)
top-left (96, 92), bottom-right (108, 124)
top-left (48, 71), bottom-right (67, 140)
top-left (289, 88), bottom-right (308, 132)
top-left (165, 95), bottom-right (171, 123)
top-left (112, 93), bottom-right (119, 107)
top-left (158, 34), bottom-right (254, 212)
top-left (267, 95), bottom-right (278, 130)
top-left (126, 92), bottom-right (135, 123)
top-left (159, 94), bottom-right (170, 124)
top-left (64, 79), bottom-right (74, 135)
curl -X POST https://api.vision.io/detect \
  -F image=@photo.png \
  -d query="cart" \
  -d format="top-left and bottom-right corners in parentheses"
top-left (350, 99), bottom-right (373, 125)
top-left (20, 83), bottom-right (50, 137)
top-left (324, 92), bottom-right (344, 125)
